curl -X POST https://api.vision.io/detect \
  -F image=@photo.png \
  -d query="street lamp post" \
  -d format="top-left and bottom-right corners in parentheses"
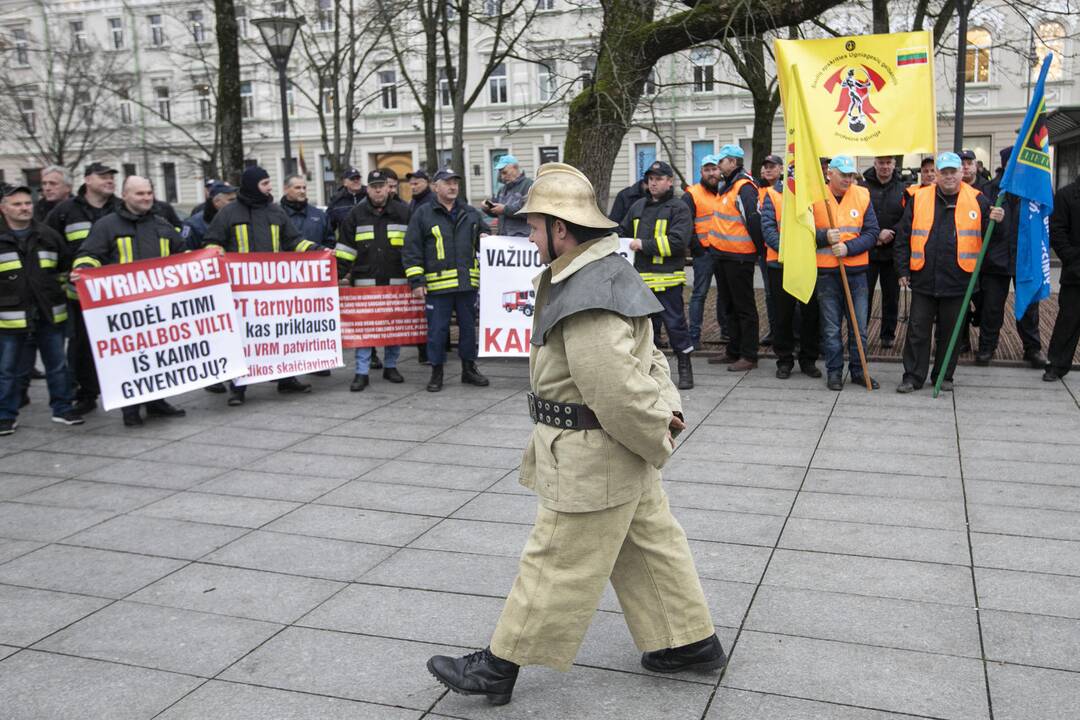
top-left (253, 15), bottom-right (304, 177)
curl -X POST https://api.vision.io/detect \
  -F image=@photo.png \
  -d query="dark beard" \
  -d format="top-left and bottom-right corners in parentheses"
top-left (702, 177), bottom-right (719, 192)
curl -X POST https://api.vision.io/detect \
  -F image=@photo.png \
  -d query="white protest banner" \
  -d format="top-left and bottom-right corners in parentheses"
top-left (339, 285), bottom-right (427, 348)
top-left (478, 235), bottom-right (635, 357)
top-left (225, 251), bottom-right (344, 385)
top-left (75, 248), bottom-right (245, 411)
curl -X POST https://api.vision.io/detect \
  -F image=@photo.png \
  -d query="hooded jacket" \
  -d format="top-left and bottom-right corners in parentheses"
top-left (861, 167), bottom-right (908, 263)
top-left (0, 219), bottom-right (70, 333)
top-left (203, 197), bottom-right (316, 254)
top-left (73, 204), bottom-right (185, 268)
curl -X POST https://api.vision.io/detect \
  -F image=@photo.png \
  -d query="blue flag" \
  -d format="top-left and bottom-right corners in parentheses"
top-left (1000, 54), bottom-right (1054, 320)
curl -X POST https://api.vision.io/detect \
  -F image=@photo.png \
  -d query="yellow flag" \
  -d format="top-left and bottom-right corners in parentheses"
top-left (779, 65), bottom-right (826, 304)
top-left (775, 31), bottom-right (936, 156)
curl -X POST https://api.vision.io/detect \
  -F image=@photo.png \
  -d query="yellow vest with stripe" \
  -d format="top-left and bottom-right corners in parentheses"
top-left (910, 183), bottom-right (982, 273)
top-left (812, 185), bottom-right (871, 269)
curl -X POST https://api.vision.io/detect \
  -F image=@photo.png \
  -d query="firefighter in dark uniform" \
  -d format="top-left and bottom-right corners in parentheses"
top-left (618, 160), bottom-right (695, 389)
top-left (204, 165), bottom-right (323, 405)
top-left (44, 162), bottom-right (120, 416)
top-left (426, 162), bottom-right (723, 705)
top-left (402, 167), bottom-right (489, 392)
top-left (336, 169), bottom-right (411, 391)
top-left (70, 176), bottom-right (187, 427)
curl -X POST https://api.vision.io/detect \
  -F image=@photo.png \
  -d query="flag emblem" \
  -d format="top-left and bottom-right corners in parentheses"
top-left (897, 48), bottom-right (929, 66)
top-left (824, 66), bottom-right (886, 134)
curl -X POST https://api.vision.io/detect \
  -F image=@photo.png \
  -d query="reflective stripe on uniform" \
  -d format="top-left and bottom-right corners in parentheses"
top-left (235, 224), bottom-right (250, 253)
top-left (51, 303), bottom-right (68, 323)
top-left (405, 265), bottom-right (424, 277)
top-left (353, 278), bottom-right (376, 286)
top-left (64, 221), bottom-right (91, 243)
top-left (159, 238), bottom-right (171, 257)
top-left (386, 224), bottom-right (407, 246)
top-left (0, 252), bottom-right (21, 273)
top-left (334, 243), bottom-right (358, 261)
top-left (73, 255), bottom-right (101, 268)
top-left (354, 225), bottom-right (375, 242)
top-left (0, 310), bottom-right (27, 329)
top-left (116, 236), bottom-right (134, 264)
top-left (295, 240), bottom-right (316, 252)
top-left (37, 251), bottom-right (59, 268)
top-left (389, 278), bottom-right (408, 286)
top-left (431, 226), bottom-right (445, 260)
top-left (271, 224), bottom-right (281, 252)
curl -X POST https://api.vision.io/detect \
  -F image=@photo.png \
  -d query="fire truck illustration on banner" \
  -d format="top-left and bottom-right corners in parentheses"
top-left (502, 289), bottom-right (535, 316)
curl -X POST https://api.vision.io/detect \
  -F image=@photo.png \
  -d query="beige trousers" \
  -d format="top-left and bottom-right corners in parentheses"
top-left (490, 480), bottom-right (715, 671)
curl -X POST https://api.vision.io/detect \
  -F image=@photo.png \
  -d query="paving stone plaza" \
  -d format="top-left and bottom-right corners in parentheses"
top-left (1, 353), bottom-right (1079, 719)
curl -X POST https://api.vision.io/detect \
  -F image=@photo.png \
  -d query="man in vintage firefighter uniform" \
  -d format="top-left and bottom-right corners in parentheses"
top-left (814, 155), bottom-right (880, 391)
top-left (894, 152), bottom-right (1004, 393)
top-left (335, 169), bottom-right (411, 391)
top-left (71, 177), bottom-right (187, 427)
top-left (618, 160), bottom-right (695, 389)
top-left (426, 163), bottom-right (723, 705)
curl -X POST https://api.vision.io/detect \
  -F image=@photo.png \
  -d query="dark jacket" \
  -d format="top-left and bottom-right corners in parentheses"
top-left (981, 192), bottom-right (1019, 276)
top-left (204, 198), bottom-right (316, 253)
top-left (403, 198), bottom-right (484, 295)
top-left (491, 173), bottom-right (533, 237)
top-left (337, 197), bottom-right (411, 284)
top-left (326, 186), bottom-right (368, 234)
top-left (181, 201), bottom-right (223, 251)
top-left (710, 169), bottom-right (765, 263)
top-left (814, 189), bottom-right (880, 275)
top-left (760, 181), bottom-right (783, 268)
top-left (609, 180), bottom-right (648, 222)
top-left (153, 200), bottom-right (183, 232)
top-left (281, 197), bottom-right (332, 247)
top-left (44, 185), bottom-right (119, 250)
top-left (862, 167), bottom-right (907, 263)
top-left (73, 205), bottom-right (185, 268)
top-left (34, 194), bottom-right (72, 223)
top-left (1051, 179), bottom-right (1080, 286)
top-left (618, 188), bottom-right (692, 280)
top-left (409, 187), bottom-right (434, 213)
top-left (895, 187), bottom-right (1000, 297)
top-left (0, 220), bottom-right (70, 333)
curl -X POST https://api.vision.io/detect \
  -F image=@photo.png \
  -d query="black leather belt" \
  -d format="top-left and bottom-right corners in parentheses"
top-left (527, 392), bottom-right (602, 430)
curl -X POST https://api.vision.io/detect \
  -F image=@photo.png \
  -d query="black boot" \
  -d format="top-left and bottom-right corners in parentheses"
top-left (350, 374), bottom-right (369, 392)
top-left (145, 399), bottom-right (186, 418)
top-left (427, 647), bottom-right (519, 706)
top-left (370, 349), bottom-right (383, 370)
top-left (676, 351), bottom-right (694, 390)
top-left (427, 365), bottom-right (444, 392)
top-left (641, 634), bottom-right (727, 674)
top-left (277, 377), bottom-right (312, 394)
top-left (228, 385), bottom-right (246, 406)
top-left (461, 361), bottom-right (489, 387)
top-left (122, 406), bottom-right (144, 427)
top-left (382, 367), bottom-right (404, 383)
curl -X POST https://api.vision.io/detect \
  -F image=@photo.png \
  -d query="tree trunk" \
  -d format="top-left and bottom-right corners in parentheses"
top-left (215, 0), bottom-right (244, 184)
top-left (872, 0), bottom-right (889, 34)
top-left (450, 0), bottom-right (471, 196)
top-left (423, 3), bottom-right (439, 172)
top-left (750, 92), bottom-right (780, 176)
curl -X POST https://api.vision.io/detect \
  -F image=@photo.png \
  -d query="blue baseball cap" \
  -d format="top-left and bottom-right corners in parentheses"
top-left (494, 154), bottom-right (519, 171)
top-left (716, 144), bottom-right (745, 160)
top-left (828, 155), bottom-right (857, 174)
top-left (936, 152), bottom-right (962, 170)
top-left (700, 154), bottom-right (719, 168)
top-left (207, 182), bottom-right (237, 198)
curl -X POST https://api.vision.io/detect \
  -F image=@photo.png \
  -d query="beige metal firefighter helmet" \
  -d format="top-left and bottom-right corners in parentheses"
top-left (520, 162), bottom-right (618, 230)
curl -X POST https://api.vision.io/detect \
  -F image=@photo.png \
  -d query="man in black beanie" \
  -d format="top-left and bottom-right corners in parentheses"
top-left (205, 166), bottom-right (324, 405)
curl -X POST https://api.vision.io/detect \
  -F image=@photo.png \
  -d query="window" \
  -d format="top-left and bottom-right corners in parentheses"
top-left (189, 10), bottom-right (206, 44)
top-left (635, 143), bottom-right (656, 180)
top-left (643, 68), bottom-right (657, 96)
top-left (538, 146), bottom-right (559, 164)
top-left (76, 89), bottom-right (92, 124)
top-left (690, 48), bottom-right (715, 93)
top-left (18, 96), bottom-right (35, 135)
top-left (12, 28), bottom-right (29, 66)
top-left (70, 21), bottom-right (87, 53)
top-left (438, 67), bottom-right (453, 107)
top-left (488, 62), bottom-right (507, 104)
top-left (538, 60), bottom-right (555, 102)
top-left (691, 141), bottom-right (713, 184)
top-left (236, 5), bottom-right (248, 38)
top-left (108, 18), bottom-right (124, 49)
top-left (321, 86), bottom-right (334, 113)
top-left (579, 54), bottom-right (596, 89)
top-left (149, 14), bottom-right (165, 47)
top-left (483, 0), bottom-right (499, 15)
top-left (118, 88), bottom-right (133, 125)
top-left (379, 69), bottom-right (397, 110)
top-left (317, 0), bottom-right (334, 31)
top-left (965, 27), bottom-right (991, 83)
top-left (240, 81), bottom-right (254, 118)
top-left (196, 84), bottom-right (212, 121)
top-left (536, 0), bottom-right (555, 10)
top-left (162, 162), bottom-right (178, 203)
top-left (1035, 21), bottom-right (1065, 82)
top-left (490, 148), bottom-right (508, 193)
top-left (154, 85), bottom-right (171, 120)
top-left (271, 1), bottom-right (286, 16)
top-left (286, 81), bottom-right (296, 115)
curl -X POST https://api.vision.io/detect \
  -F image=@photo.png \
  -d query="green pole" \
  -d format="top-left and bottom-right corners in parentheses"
top-left (932, 192), bottom-right (1006, 398)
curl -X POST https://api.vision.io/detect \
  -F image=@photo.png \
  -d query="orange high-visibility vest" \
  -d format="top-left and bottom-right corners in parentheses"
top-left (711, 178), bottom-right (756, 254)
top-left (812, 184), bottom-right (871, 269)
top-left (910, 183), bottom-right (982, 273)
top-left (762, 186), bottom-right (783, 263)
top-left (686, 183), bottom-right (723, 249)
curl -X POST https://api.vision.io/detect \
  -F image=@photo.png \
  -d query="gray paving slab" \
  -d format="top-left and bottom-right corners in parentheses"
top-left (228, 410), bottom-right (346, 433)
top-left (664, 481), bottom-right (794, 515)
top-left (981, 609), bottom-right (1080, 672)
top-left (181, 426), bottom-right (311, 450)
top-left (361, 548), bottom-right (519, 596)
top-left (966, 479), bottom-right (1080, 512)
top-left (975, 567), bottom-right (1080, 619)
top-left (288, 434), bottom-right (419, 459)
top-left (316, 478), bottom-right (478, 516)
top-left (961, 457), bottom-right (1080, 486)
top-left (450, 492), bottom-right (537, 524)
top-left (801, 468), bottom-right (964, 501)
top-left (780, 517), bottom-right (970, 565)
top-left (63, 514), bottom-right (249, 559)
top-left (220, 626), bottom-right (455, 710)
top-left (321, 419), bottom-right (447, 442)
top-left (0, 450), bottom-right (116, 478)
top-left (988, 662), bottom-right (1080, 720)
top-left (0, 473), bottom-right (62, 500)
top-left (134, 491), bottom-right (300, 528)
top-left (358, 459), bottom-right (509, 491)
top-left (676, 507), bottom-right (786, 546)
top-left (204, 530), bottom-right (396, 582)
top-left (0, 502), bottom-right (117, 542)
top-left (265, 504), bottom-right (442, 546)
top-left (706, 687), bottom-right (929, 719)
top-left (77, 458), bottom-right (228, 489)
top-left (130, 563), bottom-right (343, 624)
top-left (722, 631), bottom-right (989, 719)
top-left (246, 450), bottom-right (382, 479)
top-left (156, 680), bottom-right (422, 719)
top-left (791, 492), bottom-right (967, 530)
top-left (823, 415), bottom-right (957, 439)
top-left (971, 532), bottom-right (1080, 576)
top-left (11, 479), bottom-right (173, 513)
top-left (699, 578), bottom-right (758, 628)
top-left (409, 518), bottom-right (533, 557)
top-left (0, 650), bottom-right (201, 720)
top-left (0, 584), bottom-right (111, 646)
top-left (400, 441), bottom-right (524, 469)
top-left (194, 469), bottom-right (349, 502)
top-left (0, 544), bottom-right (186, 598)
top-left (811, 449), bottom-right (960, 478)
top-left (677, 439), bottom-right (816, 466)
top-left (689, 540), bottom-right (772, 584)
top-left (661, 459), bottom-right (807, 489)
top-left (0, 539), bottom-right (43, 565)
top-left (37, 600), bottom-right (280, 676)
top-left (819, 430), bottom-right (958, 457)
top-left (968, 503), bottom-right (1080, 541)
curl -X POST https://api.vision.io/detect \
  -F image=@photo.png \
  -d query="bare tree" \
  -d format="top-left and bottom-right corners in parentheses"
top-left (216, 0), bottom-right (244, 182)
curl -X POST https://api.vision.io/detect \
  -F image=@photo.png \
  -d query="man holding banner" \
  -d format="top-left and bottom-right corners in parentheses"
top-left (72, 176), bottom-right (188, 426)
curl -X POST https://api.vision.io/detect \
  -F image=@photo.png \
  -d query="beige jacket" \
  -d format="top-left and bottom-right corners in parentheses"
top-left (519, 235), bottom-right (682, 513)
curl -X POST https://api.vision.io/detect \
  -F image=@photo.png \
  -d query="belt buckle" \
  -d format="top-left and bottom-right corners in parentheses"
top-left (527, 392), bottom-right (537, 423)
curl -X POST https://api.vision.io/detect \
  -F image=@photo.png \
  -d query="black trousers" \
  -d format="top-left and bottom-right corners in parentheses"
top-left (67, 301), bottom-right (100, 402)
top-left (650, 286), bottom-right (692, 353)
top-left (717, 258), bottom-right (758, 361)
top-left (767, 266), bottom-right (819, 367)
top-left (1048, 284), bottom-right (1080, 376)
top-left (977, 273), bottom-right (1042, 356)
top-left (866, 259), bottom-right (900, 341)
top-left (902, 292), bottom-right (965, 386)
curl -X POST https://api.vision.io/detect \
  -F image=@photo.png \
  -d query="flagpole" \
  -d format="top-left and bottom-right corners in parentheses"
top-left (932, 192), bottom-right (1006, 398)
top-left (821, 201), bottom-right (874, 390)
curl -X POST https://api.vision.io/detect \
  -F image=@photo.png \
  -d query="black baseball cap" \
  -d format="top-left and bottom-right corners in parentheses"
top-left (1, 184), bottom-right (32, 197)
top-left (645, 161), bottom-right (674, 178)
top-left (406, 169), bottom-right (430, 181)
top-left (380, 167), bottom-right (398, 180)
top-left (343, 166), bottom-right (362, 180)
top-left (432, 167), bottom-right (463, 182)
top-left (203, 178), bottom-right (218, 188)
top-left (207, 182), bottom-right (237, 198)
top-left (84, 162), bottom-right (118, 176)
top-left (761, 154), bottom-right (783, 166)
top-left (959, 149), bottom-right (977, 161)
top-left (367, 170), bottom-right (388, 185)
